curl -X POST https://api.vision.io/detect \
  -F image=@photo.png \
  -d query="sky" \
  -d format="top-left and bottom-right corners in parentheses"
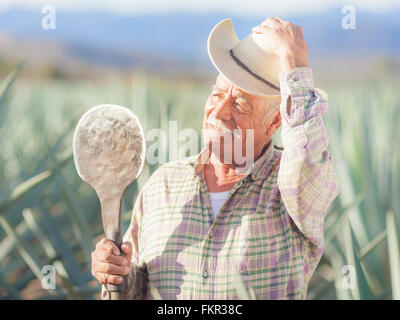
top-left (0, 0), bottom-right (399, 17)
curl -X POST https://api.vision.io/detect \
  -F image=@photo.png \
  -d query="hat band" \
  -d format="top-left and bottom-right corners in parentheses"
top-left (229, 49), bottom-right (280, 93)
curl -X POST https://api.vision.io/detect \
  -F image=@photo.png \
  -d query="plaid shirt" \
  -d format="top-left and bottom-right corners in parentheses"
top-left (102, 67), bottom-right (339, 300)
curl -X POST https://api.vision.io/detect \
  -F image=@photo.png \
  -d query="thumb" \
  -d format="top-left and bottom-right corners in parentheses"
top-left (121, 241), bottom-right (133, 262)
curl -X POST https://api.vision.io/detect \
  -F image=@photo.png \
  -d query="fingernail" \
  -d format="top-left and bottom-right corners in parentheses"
top-left (116, 277), bottom-right (122, 283)
top-left (113, 250), bottom-right (119, 255)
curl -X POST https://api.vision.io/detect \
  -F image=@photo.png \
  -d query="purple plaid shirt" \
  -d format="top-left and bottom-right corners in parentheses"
top-left (102, 67), bottom-right (339, 300)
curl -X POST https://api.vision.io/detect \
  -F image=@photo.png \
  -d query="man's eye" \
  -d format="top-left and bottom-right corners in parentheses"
top-left (234, 103), bottom-right (246, 113)
top-left (212, 93), bottom-right (222, 100)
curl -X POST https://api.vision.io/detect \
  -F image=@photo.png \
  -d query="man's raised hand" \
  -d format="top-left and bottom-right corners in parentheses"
top-left (252, 17), bottom-right (308, 72)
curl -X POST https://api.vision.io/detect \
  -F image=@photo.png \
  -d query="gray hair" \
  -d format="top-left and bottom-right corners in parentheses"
top-left (262, 97), bottom-right (280, 125)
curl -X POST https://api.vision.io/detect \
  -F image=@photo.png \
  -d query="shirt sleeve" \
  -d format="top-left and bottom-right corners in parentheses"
top-left (101, 191), bottom-right (148, 300)
top-left (277, 66), bottom-right (339, 248)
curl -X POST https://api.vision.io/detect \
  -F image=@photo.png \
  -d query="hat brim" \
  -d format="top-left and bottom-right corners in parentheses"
top-left (207, 18), bottom-right (328, 101)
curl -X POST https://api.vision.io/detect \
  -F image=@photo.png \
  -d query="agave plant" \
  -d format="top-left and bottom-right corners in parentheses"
top-left (0, 64), bottom-right (399, 300)
top-left (307, 81), bottom-right (400, 300)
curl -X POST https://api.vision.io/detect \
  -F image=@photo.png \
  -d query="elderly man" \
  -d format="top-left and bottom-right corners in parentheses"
top-left (91, 17), bottom-right (339, 300)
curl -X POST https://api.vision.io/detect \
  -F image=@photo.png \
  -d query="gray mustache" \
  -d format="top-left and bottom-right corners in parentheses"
top-left (206, 116), bottom-right (243, 139)
top-left (207, 117), bottom-right (233, 134)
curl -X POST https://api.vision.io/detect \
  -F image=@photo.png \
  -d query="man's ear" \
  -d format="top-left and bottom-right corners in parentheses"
top-left (273, 110), bottom-right (282, 128)
top-left (266, 109), bottom-right (282, 137)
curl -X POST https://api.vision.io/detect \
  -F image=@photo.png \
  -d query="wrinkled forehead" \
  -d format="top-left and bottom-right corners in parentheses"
top-left (214, 74), bottom-right (281, 109)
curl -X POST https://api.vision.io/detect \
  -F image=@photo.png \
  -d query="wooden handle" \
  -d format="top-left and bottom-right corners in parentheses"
top-left (105, 238), bottom-right (128, 300)
top-left (100, 197), bottom-right (128, 300)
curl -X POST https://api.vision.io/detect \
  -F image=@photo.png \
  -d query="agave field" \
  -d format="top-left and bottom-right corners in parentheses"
top-left (0, 65), bottom-right (399, 299)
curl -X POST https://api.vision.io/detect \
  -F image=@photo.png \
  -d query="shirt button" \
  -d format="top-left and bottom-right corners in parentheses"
top-left (203, 271), bottom-right (209, 278)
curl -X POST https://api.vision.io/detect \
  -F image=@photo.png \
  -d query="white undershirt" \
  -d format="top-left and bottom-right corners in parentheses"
top-left (208, 191), bottom-right (230, 221)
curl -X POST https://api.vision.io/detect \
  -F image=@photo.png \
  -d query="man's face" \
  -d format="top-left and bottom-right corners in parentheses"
top-left (202, 73), bottom-right (281, 167)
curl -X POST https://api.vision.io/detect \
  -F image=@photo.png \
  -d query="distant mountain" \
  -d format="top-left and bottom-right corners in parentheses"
top-left (0, 8), bottom-right (399, 72)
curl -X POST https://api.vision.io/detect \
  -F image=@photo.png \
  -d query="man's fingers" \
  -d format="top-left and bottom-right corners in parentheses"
top-left (96, 272), bottom-right (123, 285)
top-left (96, 238), bottom-right (118, 254)
top-left (99, 239), bottom-right (120, 255)
top-left (252, 25), bottom-right (274, 35)
top-left (262, 17), bottom-right (281, 28)
top-left (100, 251), bottom-right (129, 266)
top-left (95, 238), bottom-right (107, 250)
top-left (93, 262), bottom-right (131, 275)
top-left (275, 17), bottom-right (288, 25)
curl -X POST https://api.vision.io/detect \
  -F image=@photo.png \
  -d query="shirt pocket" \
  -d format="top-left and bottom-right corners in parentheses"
top-left (232, 210), bottom-right (291, 299)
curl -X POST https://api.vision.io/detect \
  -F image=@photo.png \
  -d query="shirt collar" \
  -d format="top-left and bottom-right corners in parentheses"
top-left (188, 141), bottom-right (275, 180)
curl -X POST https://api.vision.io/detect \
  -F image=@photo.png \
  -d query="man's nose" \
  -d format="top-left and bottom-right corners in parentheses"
top-left (214, 94), bottom-right (233, 121)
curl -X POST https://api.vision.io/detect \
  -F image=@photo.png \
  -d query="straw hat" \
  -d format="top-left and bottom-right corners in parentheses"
top-left (207, 18), bottom-right (327, 101)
